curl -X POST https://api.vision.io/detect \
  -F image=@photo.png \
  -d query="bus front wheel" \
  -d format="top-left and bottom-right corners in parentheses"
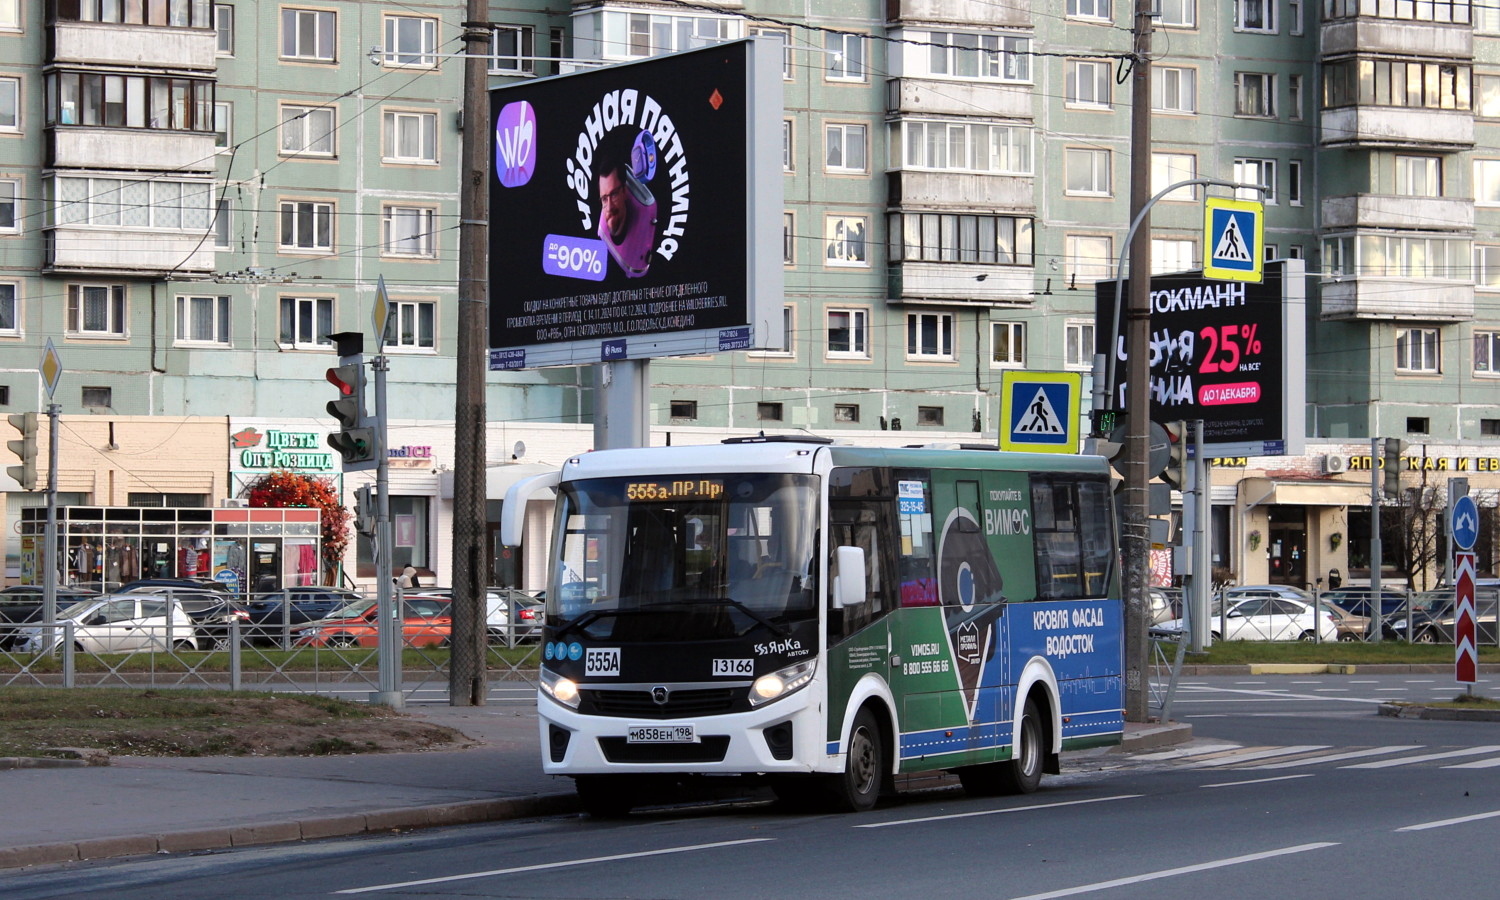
top-left (826, 708), bottom-right (883, 812)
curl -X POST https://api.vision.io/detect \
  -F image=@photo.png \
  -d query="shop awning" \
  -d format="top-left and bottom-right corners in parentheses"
top-left (1238, 476), bottom-right (1370, 508)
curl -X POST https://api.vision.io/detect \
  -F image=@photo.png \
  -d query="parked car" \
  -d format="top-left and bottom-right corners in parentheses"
top-left (1318, 588), bottom-right (1408, 624)
top-left (1147, 588), bottom-right (1178, 626)
top-left (406, 587), bottom-right (544, 643)
top-left (13, 594), bottom-right (202, 654)
top-left (1316, 600), bottom-right (1368, 642)
top-left (116, 577), bottom-right (233, 596)
top-left (1408, 593), bottom-right (1500, 645)
top-left (1220, 584), bottom-right (1315, 605)
top-left (291, 595), bottom-right (451, 648)
top-left (0, 586), bottom-right (101, 650)
top-left (243, 587), bottom-right (364, 645)
top-left (1168, 595), bottom-right (1338, 642)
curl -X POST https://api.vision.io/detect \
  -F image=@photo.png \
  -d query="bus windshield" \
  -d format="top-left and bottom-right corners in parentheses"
top-left (549, 473), bottom-right (819, 641)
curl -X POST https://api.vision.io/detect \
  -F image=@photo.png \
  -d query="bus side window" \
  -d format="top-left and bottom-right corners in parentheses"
top-left (1031, 478), bottom-right (1082, 601)
top-left (1078, 480), bottom-right (1115, 596)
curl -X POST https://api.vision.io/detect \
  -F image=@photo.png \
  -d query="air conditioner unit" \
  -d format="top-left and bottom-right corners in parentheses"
top-left (220, 498), bottom-right (249, 508)
top-left (1324, 455), bottom-right (1349, 474)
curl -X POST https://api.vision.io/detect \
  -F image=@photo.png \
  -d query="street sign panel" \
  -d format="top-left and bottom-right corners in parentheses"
top-left (1203, 197), bottom-right (1264, 283)
top-left (1452, 494), bottom-right (1479, 551)
top-left (1000, 371), bottom-right (1081, 454)
top-left (1456, 550), bottom-right (1477, 684)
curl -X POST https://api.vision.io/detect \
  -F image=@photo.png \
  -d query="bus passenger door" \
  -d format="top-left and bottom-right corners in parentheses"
top-left (826, 500), bottom-right (897, 745)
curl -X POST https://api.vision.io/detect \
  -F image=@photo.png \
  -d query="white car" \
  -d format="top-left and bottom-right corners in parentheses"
top-left (16, 595), bottom-right (200, 654)
top-left (1164, 595), bottom-right (1338, 642)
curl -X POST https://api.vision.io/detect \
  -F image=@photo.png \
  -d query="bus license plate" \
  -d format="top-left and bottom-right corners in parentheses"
top-left (626, 724), bottom-right (697, 744)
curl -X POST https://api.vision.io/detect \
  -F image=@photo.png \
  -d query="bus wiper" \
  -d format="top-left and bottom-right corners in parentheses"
top-left (706, 597), bottom-right (789, 637)
top-left (552, 609), bottom-right (606, 640)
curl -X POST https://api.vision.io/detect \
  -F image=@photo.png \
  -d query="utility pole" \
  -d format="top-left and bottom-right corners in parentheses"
top-left (1122, 0), bottom-right (1154, 723)
top-left (449, 0), bottom-right (490, 706)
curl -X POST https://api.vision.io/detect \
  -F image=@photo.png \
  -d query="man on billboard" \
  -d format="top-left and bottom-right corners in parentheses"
top-left (597, 129), bottom-right (659, 278)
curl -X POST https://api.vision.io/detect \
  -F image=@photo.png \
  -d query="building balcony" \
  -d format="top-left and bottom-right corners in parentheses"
top-left (1320, 107), bottom-right (1472, 150)
top-left (1320, 278), bottom-right (1472, 321)
top-left (45, 226), bottom-right (216, 275)
top-left (886, 0), bottom-right (1029, 27)
top-left (51, 127), bottom-right (218, 173)
top-left (1322, 194), bottom-right (1473, 232)
top-left (50, 22), bottom-right (217, 70)
top-left (887, 171), bottom-right (1034, 210)
top-left (887, 77), bottom-right (1031, 119)
top-left (1321, 18), bottom-right (1472, 60)
top-left (888, 262), bottom-right (1034, 305)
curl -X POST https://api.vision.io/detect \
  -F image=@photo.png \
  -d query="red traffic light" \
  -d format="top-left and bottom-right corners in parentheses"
top-left (326, 366), bottom-right (358, 396)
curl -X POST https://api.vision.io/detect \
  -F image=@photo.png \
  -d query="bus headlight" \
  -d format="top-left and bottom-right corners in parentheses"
top-left (749, 660), bottom-right (816, 707)
top-left (540, 667), bottom-right (581, 709)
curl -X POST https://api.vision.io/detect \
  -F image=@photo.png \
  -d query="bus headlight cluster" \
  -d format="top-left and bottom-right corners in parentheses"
top-left (540, 667), bottom-right (581, 709)
top-left (749, 660), bottom-right (816, 707)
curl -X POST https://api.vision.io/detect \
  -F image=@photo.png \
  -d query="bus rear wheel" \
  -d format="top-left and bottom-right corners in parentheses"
top-left (998, 698), bottom-right (1045, 795)
top-left (574, 775), bottom-right (637, 818)
top-left (825, 708), bottom-right (883, 812)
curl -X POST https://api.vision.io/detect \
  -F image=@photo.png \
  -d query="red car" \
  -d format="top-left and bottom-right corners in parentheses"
top-left (291, 595), bottom-right (451, 648)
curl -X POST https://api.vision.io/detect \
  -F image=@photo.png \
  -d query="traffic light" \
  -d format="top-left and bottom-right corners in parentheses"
top-left (325, 356), bottom-right (378, 471)
top-left (1161, 421), bottom-right (1189, 490)
top-left (1383, 437), bottom-right (1408, 498)
top-left (352, 484), bottom-right (375, 536)
top-left (6, 412), bottom-right (37, 491)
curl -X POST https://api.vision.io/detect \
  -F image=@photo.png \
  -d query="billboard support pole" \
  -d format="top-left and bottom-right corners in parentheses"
top-left (594, 360), bottom-right (651, 451)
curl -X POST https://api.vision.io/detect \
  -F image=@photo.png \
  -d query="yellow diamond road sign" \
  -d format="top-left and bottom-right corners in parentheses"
top-left (372, 274), bottom-right (391, 344)
top-left (1203, 196), bottom-right (1264, 283)
top-left (40, 338), bottom-right (62, 399)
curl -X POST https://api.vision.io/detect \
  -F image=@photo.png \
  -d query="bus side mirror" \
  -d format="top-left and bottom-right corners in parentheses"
top-left (833, 546), bottom-right (866, 609)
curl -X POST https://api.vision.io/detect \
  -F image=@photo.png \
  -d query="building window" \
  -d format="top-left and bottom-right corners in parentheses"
top-left (1479, 75), bottom-right (1500, 117)
top-left (0, 283), bottom-right (16, 334)
top-left (888, 212), bottom-right (1034, 265)
top-left (917, 406), bottom-right (945, 426)
top-left (828, 308), bottom-right (869, 358)
top-left (1476, 159), bottom-right (1500, 205)
top-left (66, 284), bottom-right (126, 337)
top-left (281, 8), bottom-right (335, 62)
top-left (1263, 243), bottom-right (1279, 261)
top-left (280, 104), bottom-right (334, 156)
top-left (53, 175), bottom-right (214, 230)
top-left (383, 110), bottom-right (438, 164)
top-left (0, 385), bottom-right (7, 405)
top-left (175, 295), bottom-right (230, 345)
top-left (825, 215), bottom-right (869, 266)
top-left (1476, 246), bottom-right (1500, 289)
top-left (1235, 72), bottom-right (1276, 117)
top-left (782, 119), bottom-right (793, 171)
top-left (1066, 60), bottom-right (1111, 108)
top-left (0, 76), bottom-right (17, 131)
top-left (1234, 157), bottom-right (1277, 204)
top-left (1236, 0), bottom-right (1276, 31)
top-left (752, 304), bottom-right (794, 356)
top-left (0, 0), bottom-right (17, 29)
top-left (825, 123), bottom-right (867, 173)
top-left (279, 200), bottom-right (332, 251)
top-left (1328, 233), bottom-right (1467, 279)
top-left (1475, 330), bottom-right (1500, 374)
top-left (670, 400), bottom-right (698, 420)
top-left (757, 401), bottom-right (784, 422)
top-left (0, 179), bottom-right (16, 232)
top-left (1152, 66), bottom-right (1196, 114)
top-left (824, 33), bottom-right (866, 81)
top-left (1064, 320), bottom-right (1096, 370)
top-left (385, 300), bottom-right (436, 350)
top-left (918, 31), bottom-right (1032, 82)
top-left (279, 296), bottom-right (332, 348)
top-left (213, 199), bottom-right (231, 249)
top-left (1067, 0), bottom-right (1111, 20)
top-left (382, 206), bottom-right (436, 257)
top-left (597, 10), bottom-right (736, 59)
top-left (991, 321), bottom-right (1025, 367)
top-left (783, 212), bottom-right (794, 264)
top-left (81, 387), bottom-right (113, 409)
top-left (1289, 74), bottom-right (1304, 120)
top-left (490, 25), bottom-right (535, 74)
top-left (834, 403), bottom-right (860, 423)
top-left (907, 312), bottom-right (955, 360)
top-left (1159, 0), bottom-right (1196, 27)
top-left (1289, 244), bottom-right (1304, 259)
top-left (891, 120), bottom-right (1033, 175)
top-left (1481, 419), bottom-right (1500, 436)
top-left (383, 15), bottom-right (437, 67)
top-left (1288, 160), bottom-right (1303, 206)
top-left (1065, 234), bottom-right (1113, 282)
top-left (1396, 327), bottom-right (1440, 373)
top-left (1395, 155), bottom-right (1440, 197)
top-left (214, 4), bottom-right (234, 55)
top-left (1407, 417), bottom-right (1430, 433)
top-left (46, 72), bottom-right (215, 131)
top-left (549, 27), bottom-right (564, 74)
top-left (214, 102), bottom-right (232, 149)
top-left (1065, 148), bottom-right (1111, 196)
top-left (1323, 59), bottom-right (1471, 111)
top-left (1152, 238), bottom-right (1196, 274)
top-left (1151, 152), bottom-right (1197, 200)
top-left (55, 0), bottom-right (209, 26)
top-left (749, 26), bottom-right (793, 80)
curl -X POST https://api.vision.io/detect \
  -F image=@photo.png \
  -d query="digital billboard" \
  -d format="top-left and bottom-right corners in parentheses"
top-left (1093, 259), bottom-right (1306, 458)
top-left (487, 39), bottom-right (783, 369)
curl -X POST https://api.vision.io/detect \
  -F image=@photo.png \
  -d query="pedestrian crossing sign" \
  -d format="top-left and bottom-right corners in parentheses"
top-left (1203, 197), bottom-right (1264, 283)
top-left (1000, 371), bottom-right (1082, 454)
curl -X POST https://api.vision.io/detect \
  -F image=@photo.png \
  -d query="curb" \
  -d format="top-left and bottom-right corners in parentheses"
top-left (1379, 702), bottom-right (1500, 722)
top-left (0, 793), bottom-right (582, 871)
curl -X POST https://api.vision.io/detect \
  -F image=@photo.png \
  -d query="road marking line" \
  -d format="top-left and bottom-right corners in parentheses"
top-left (1129, 742), bottom-right (1242, 761)
top-left (1202, 774), bottom-right (1314, 788)
top-left (335, 838), bottom-right (774, 894)
top-left (855, 794), bottom-right (1141, 829)
top-left (1442, 757), bottom-right (1500, 769)
top-left (1187, 745), bottom-right (1330, 767)
top-left (1006, 842), bottom-right (1340, 900)
top-left (1397, 809), bottom-right (1500, 831)
top-left (1344, 746), bottom-right (1500, 768)
top-left (1314, 689), bottom-right (1349, 693)
top-left (1250, 746), bottom-right (1423, 769)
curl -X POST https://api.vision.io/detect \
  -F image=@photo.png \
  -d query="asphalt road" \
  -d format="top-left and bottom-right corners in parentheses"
top-left (6, 673), bottom-right (1500, 900)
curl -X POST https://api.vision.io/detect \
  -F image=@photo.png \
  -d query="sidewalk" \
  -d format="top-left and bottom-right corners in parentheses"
top-left (0, 706), bottom-right (1189, 871)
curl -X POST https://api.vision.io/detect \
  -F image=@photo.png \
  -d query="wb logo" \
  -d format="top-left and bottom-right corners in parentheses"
top-left (494, 101), bottom-right (536, 188)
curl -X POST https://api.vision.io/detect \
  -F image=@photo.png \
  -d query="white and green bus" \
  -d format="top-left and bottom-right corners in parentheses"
top-left (503, 436), bottom-right (1124, 815)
